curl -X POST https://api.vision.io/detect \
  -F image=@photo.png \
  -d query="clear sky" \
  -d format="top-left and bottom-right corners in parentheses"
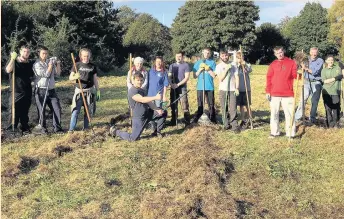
top-left (112, 0), bottom-right (333, 27)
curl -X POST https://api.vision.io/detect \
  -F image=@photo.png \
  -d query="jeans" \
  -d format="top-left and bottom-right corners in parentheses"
top-left (69, 97), bottom-right (89, 131)
top-left (35, 88), bottom-right (62, 131)
top-left (295, 81), bottom-right (322, 122)
top-left (219, 90), bottom-right (238, 129)
top-left (116, 109), bottom-right (167, 141)
top-left (170, 87), bottom-right (190, 123)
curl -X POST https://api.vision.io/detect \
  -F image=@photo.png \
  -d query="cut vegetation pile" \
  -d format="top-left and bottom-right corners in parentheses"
top-left (140, 126), bottom-right (238, 218)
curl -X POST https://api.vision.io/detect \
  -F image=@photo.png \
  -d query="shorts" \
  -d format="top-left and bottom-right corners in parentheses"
top-left (236, 91), bottom-right (251, 106)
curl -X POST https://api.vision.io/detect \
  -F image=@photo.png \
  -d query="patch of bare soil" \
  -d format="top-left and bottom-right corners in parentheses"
top-left (140, 126), bottom-right (241, 219)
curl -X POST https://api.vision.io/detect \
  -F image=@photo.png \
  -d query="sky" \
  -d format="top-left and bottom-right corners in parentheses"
top-left (112, 0), bottom-right (334, 27)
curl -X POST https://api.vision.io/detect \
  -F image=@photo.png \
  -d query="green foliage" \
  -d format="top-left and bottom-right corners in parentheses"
top-left (35, 16), bottom-right (78, 74)
top-left (171, 1), bottom-right (259, 56)
top-left (247, 23), bottom-right (288, 64)
top-left (1, 1), bottom-right (124, 75)
top-left (118, 6), bottom-right (139, 35)
top-left (281, 2), bottom-right (336, 56)
top-left (123, 13), bottom-right (172, 63)
top-left (328, 1), bottom-right (344, 62)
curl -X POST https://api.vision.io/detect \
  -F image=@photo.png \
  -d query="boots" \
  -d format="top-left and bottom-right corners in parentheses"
top-left (184, 112), bottom-right (191, 125)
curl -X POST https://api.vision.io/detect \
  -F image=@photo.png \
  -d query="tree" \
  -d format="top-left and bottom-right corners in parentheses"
top-left (2, 1), bottom-right (125, 73)
top-left (118, 6), bottom-right (139, 36)
top-left (171, 1), bottom-right (259, 56)
top-left (328, 0), bottom-right (344, 62)
top-left (123, 13), bottom-right (172, 63)
top-left (247, 23), bottom-right (287, 64)
top-left (34, 16), bottom-right (78, 73)
top-left (282, 2), bottom-right (336, 56)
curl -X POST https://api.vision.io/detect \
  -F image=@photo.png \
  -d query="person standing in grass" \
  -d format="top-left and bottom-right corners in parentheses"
top-left (68, 48), bottom-right (100, 132)
top-left (167, 51), bottom-right (191, 126)
top-left (147, 56), bottom-right (169, 135)
top-left (191, 47), bottom-right (217, 124)
top-left (127, 57), bottom-right (148, 92)
top-left (321, 55), bottom-right (343, 128)
top-left (234, 51), bottom-right (253, 129)
top-left (294, 47), bottom-right (324, 124)
top-left (110, 73), bottom-right (167, 141)
top-left (33, 46), bottom-right (63, 134)
top-left (5, 45), bottom-right (35, 135)
top-left (215, 50), bottom-right (240, 133)
top-left (266, 46), bottom-right (299, 138)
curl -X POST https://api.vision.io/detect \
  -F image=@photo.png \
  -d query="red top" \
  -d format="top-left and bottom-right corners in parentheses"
top-left (265, 57), bottom-right (298, 97)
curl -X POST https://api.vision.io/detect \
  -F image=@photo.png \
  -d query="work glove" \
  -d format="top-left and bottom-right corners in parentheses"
top-left (96, 90), bottom-right (101, 101)
top-left (10, 51), bottom-right (17, 60)
top-left (70, 72), bottom-right (80, 80)
top-left (266, 93), bottom-right (271, 102)
top-left (234, 89), bottom-right (239, 96)
top-left (162, 101), bottom-right (168, 109)
top-left (204, 64), bottom-right (210, 71)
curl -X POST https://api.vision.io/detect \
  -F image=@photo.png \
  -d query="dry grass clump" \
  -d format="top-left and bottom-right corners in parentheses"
top-left (140, 126), bottom-right (237, 219)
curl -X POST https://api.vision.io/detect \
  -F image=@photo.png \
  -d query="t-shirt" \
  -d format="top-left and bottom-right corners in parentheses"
top-left (193, 59), bottom-right (216, 91)
top-left (71, 62), bottom-right (97, 89)
top-left (9, 59), bottom-right (35, 100)
top-left (215, 62), bottom-right (236, 91)
top-left (128, 86), bottom-right (148, 119)
top-left (168, 62), bottom-right (190, 88)
top-left (147, 68), bottom-right (169, 97)
top-left (234, 62), bottom-right (252, 92)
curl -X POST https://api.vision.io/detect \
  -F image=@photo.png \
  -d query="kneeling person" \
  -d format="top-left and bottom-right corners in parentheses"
top-left (110, 73), bottom-right (167, 141)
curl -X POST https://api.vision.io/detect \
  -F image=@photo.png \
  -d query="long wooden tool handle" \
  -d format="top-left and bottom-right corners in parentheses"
top-left (71, 53), bottom-right (92, 124)
top-left (240, 45), bottom-right (253, 129)
top-left (289, 73), bottom-right (300, 140)
top-left (12, 61), bottom-right (15, 131)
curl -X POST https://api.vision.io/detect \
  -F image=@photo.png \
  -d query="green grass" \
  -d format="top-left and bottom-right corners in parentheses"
top-left (1, 65), bottom-right (344, 218)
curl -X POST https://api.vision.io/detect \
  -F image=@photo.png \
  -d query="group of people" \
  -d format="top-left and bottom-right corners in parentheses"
top-left (109, 48), bottom-right (253, 141)
top-left (266, 46), bottom-right (343, 138)
top-left (5, 45), bottom-right (343, 141)
top-left (110, 46), bottom-right (344, 141)
top-left (5, 45), bottom-right (100, 135)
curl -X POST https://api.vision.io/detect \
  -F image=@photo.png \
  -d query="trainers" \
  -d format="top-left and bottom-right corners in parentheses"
top-left (268, 134), bottom-right (280, 139)
top-left (232, 127), bottom-right (241, 134)
top-left (167, 120), bottom-right (177, 126)
top-left (109, 126), bottom-right (117, 137)
top-left (54, 129), bottom-right (65, 135)
top-left (157, 132), bottom-right (165, 138)
top-left (22, 129), bottom-right (31, 136)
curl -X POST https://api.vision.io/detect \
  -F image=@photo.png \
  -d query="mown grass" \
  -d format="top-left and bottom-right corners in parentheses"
top-left (1, 65), bottom-right (344, 218)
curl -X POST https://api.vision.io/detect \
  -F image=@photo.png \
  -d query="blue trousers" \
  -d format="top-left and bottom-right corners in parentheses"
top-left (69, 97), bottom-right (89, 131)
top-left (116, 109), bottom-right (167, 141)
top-left (295, 81), bottom-right (322, 122)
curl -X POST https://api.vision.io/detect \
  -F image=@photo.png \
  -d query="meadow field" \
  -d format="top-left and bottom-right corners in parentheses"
top-left (1, 65), bottom-right (344, 218)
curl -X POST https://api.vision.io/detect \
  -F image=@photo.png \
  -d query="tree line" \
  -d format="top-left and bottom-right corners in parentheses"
top-left (2, 1), bottom-right (343, 78)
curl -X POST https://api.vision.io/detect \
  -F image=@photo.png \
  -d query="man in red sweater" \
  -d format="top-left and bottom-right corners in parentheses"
top-left (266, 46), bottom-right (298, 138)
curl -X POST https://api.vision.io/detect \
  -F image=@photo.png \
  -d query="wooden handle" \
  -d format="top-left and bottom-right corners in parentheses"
top-left (129, 53), bottom-right (133, 84)
top-left (12, 62), bottom-right (15, 130)
top-left (71, 53), bottom-right (92, 124)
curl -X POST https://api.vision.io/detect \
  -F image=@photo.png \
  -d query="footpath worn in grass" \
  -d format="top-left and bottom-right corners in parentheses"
top-left (1, 65), bottom-right (344, 218)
